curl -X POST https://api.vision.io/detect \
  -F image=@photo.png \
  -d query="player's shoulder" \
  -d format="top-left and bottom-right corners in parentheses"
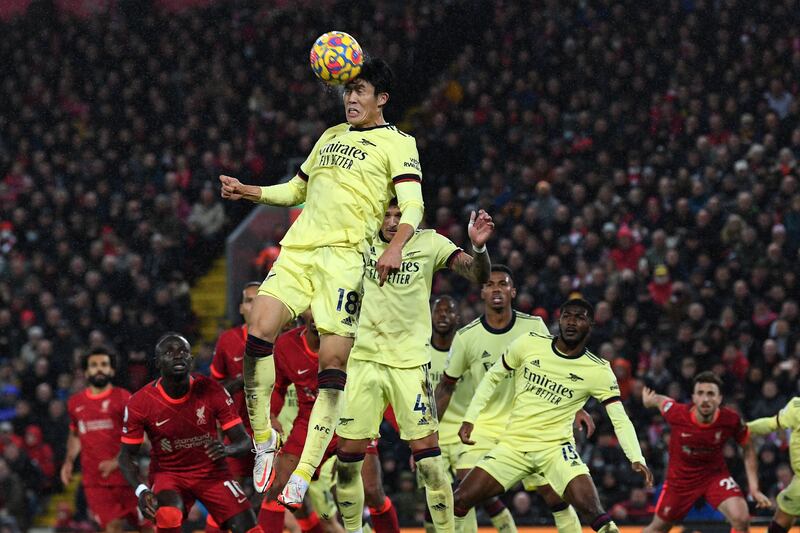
top-left (718, 405), bottom-right (746, 423)
top-left (66, 391), bottom-right (82, 410)
top-left (217, 325), bottom-right (243, 342)
top-left (112, 386), bottom-right (132, 401)
top-left (323, 123), bottom-right (352, 137)
top-left (456, 316), bottom-right (483, 337)
top-left (383, 124), bottom-right (416, 140)
top-left (128, 381), bottom-right (158, 405)
top-left (193, 374), bottom-right (223, 393)
top-left (785, 396), bottom-right (800, 411)
top-left (582, 349), bottom-right (610, 367)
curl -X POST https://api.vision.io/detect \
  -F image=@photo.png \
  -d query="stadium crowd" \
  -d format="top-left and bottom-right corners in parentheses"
top-left (0, 0), bottom-right (797, 529)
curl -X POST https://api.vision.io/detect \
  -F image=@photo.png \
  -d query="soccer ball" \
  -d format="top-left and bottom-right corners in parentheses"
top-left (309, 31), bottom-right (363, 85)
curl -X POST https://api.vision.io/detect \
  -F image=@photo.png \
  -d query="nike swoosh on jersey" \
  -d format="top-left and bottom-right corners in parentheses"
top-left (681, 432), bottom-right (692, 437)
top-left (75, 406), bottom-right (86, 412)
top-left (297, 369), bottom-right (309, 375)
top-left (233, 356), bottom-right (244, 362)
top-left (156, 419), bottom-right (170, 427)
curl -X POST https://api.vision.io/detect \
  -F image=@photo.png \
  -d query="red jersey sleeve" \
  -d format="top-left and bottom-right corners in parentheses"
top-left (121, 396), bottom-right (146, 445)
top-left (660, 398), bottom-right (680, 423)
top-left (733, 414), bottom-right (750, 444)
top-left (210, 333), bottom-right (231, 380)
top-left (67, 396), bottom-right (77, 432)
top-left (208, 379), bottom-right (242, 431)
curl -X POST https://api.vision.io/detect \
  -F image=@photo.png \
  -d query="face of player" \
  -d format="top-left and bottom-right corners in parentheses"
top-left (239, 285), bottom-right (259, 325)
top-left (481, 272), bottom-right (516, 313)
top-left (558, 305), bottom-right (592, 349)
top-left (85, 354), bottom-right (114, 389)
top-left (343, 79), bottom-right (388, 128)
top-left (381, 205), bottom-right (401, 241)
top-left (157, 337), bottom-right (193, 379)
top-left (431, 298), bottom-right (458, 335)
top-left (692, 381), bottom-right (722, 418)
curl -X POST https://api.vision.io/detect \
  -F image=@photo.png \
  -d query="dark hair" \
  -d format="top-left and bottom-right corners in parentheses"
top-left (560, 298), bottom-right (594, 318)
top-left (490, 264), bottom-right (514, 281)
top-left (353, 58), bottom-right (394, 96)
top-left (244, 281), bottom-right (261, 290)
top-left (81, 346), bottom-right (117, 370)
top-left (432, 294), bottom-right (457, 308)
top-left (693, 370), bottom-right (723, 391)
top-left (387, 197), bottom-right (399, 207)
top-left (155, 332), bottom-right (190, 356)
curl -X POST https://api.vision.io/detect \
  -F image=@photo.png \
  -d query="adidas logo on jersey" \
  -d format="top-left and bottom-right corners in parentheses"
top-left (418, 418), bottom-right (429, 425)
top-left (481, 351), bottom-right (492, 359)
top-left (431, 503), bottom-right (448, 512)
top-left (341, 317), bottom-right (353, 326)
top-left (570, 460), bottom-right (580, 467)
top-left (531, 360), bottom-right (540, 367)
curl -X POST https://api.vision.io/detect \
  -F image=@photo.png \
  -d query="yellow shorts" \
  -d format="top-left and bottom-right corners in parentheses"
top-left (308, 455), bottom-right (338, 521)
top-left (338, 357), bottom-right (437, 441)
top-left (259, 245), bottom-right (364, 337)
top-left (778, 475), bottom-right (800, 516)
top-left (477, 442), bottom-right (589, 496)
top-left (455, 427), bottom-right (498, 471)
top-left (440, 440), bottom-right (462, 479)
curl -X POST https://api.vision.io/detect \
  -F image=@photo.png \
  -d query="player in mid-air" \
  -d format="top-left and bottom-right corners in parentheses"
top-left (261, 310), bottom-right (398, 533)
top-left (62, 347), bottom-right (150, 533)
top-left (118, 334), bottom-right (262, 533)
top-left (437, 268), bottom-right (584, 533)
top-left (219, 57), bottom-right (425, 500)
top-left (641, 373), bottom-right (770, 533)
top-left (748, 396), bottom-right (800, 533)
top-left (328, 201), bottom-right (493, 533)
top-left (454, 299), bottom-right (653, 533)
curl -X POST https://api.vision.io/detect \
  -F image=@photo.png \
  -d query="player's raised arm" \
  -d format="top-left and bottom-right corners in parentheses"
top-left (448, 210), bottom-right (493, 284)
top-left (642, 386), bottom-right (673, 411)
top-left (460, 352), bottom-right (515, 445)
top-left (219, 174), bottom-right (308, 206)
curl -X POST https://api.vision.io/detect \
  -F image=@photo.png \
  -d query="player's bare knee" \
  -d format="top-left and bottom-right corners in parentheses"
top-left (729, 513), bottom-right (749, 531)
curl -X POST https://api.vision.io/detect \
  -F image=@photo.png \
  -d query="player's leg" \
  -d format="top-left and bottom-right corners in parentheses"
top-left (526, 481), bottom-right (581, 533)
top-left (260, 451), bottom-right (299, 533)
top-left (153, 490), bottom-right (186, 533)
top-left (335, 437), bottom-right (371, 531)
top-left (642, 480), bottom-right (693, 533)
top-left (716, 496), bottom-right (751, 532)
top-left (453, 467), bottom-right (506, 529)
top-left (642, 514), bottom-right (674, 533)
top-left (285, 246), bottom-right (363, 500)
top-left (560, 476), bottom-right (619, 532)
top-left (363, 448), bottom-right (400, 533)
top-left (305, 455), bottom-right (344, 533)
top-left (411, 434), bottom-right (455, 533)
top-left (771, 477), bottom-right (800, 533)
top-left (223, 508), bottom-right (263, 533)
top-left (455, 434), bottom-right (510, 533)
top-left (248, 248), bottom-right (314, 491)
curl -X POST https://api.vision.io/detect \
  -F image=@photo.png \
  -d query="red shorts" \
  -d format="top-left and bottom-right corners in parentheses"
top-left (84, 485), bottom-right (141, 529)
top-left (152, 471), bottom-right (251, 525)
top-left (280, 416), bottom-right (339, 459)
top-left (656, 472), bottom-right (744, 522)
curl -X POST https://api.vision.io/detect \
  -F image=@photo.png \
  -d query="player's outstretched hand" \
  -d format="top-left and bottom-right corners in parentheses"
top-left (376, 245), bottom-right (402, 287)
top-left (632, 462), bottom-right (654, 488)
top-left (641, 386), bottom-right (657, 408)
top-left (468, 210), bottom-right (495, 249)
top-left (750, 489), bottom-right (772, 509)
top-left (60, 461), bottom-right (73, 486)
top-left (205, 440), bottom-right (228, 462)
top-left (138, 490), bottom-right (158, 520)
top-left (573, 409), bottom-right (595, 438)
top-left (219, 175), bottom-right (245, 201)
top-left (459, 422), bottom-right (476, 446)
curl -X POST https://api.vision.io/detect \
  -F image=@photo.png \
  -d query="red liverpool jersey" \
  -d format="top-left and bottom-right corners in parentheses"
top-left (271, 326), bottom-right (319, 419)
top-left (210, 325), bottom-right (250, 431)
top-left (67, 387), bottom-right (131, 488)
top-left (660, 399), bottom-right (749, 482)
top-left (122, 375), bottom-right (242, 476)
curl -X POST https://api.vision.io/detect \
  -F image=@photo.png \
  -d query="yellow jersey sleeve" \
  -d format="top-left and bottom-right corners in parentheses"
top-left (431, 233), bottom-right (461, 271)
top-left (589, 362), bottom-right (622, 404)
top-left (780, 397), bottom-right (800, 429)
top-left (387, 134), bottom-right (422, 184)
top-left (443, 332), bottom-right (469, 379)
top-left (502, 336), bottom-right (526, 370)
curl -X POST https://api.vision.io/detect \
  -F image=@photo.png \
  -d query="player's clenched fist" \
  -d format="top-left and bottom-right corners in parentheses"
top-left (458, 422), bottom-right (476, 445)
top-left (219, 175), bottom-right (245, 201)
top-left (138, 489), bottom-right (158, 520)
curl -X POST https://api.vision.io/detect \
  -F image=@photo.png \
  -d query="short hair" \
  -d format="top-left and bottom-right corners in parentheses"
top-left (155, 332), bottom-right (190, 356)
top-left (351, 58), bottom-right (394, 96)
top-left (693, 370), bottom-right (723, 391)
top-left (560, 298), bottom-right (594, 318)
top-left (432, 294), bottom-right (457, 308)
top-left (81, 347), bottom-right (117, 370)
top-left (244, 281), bottom-right (261, 290)
top-left (489, 264), bottom-right (514, 284)
top-left (387, 197), bottom-right (399, 207)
